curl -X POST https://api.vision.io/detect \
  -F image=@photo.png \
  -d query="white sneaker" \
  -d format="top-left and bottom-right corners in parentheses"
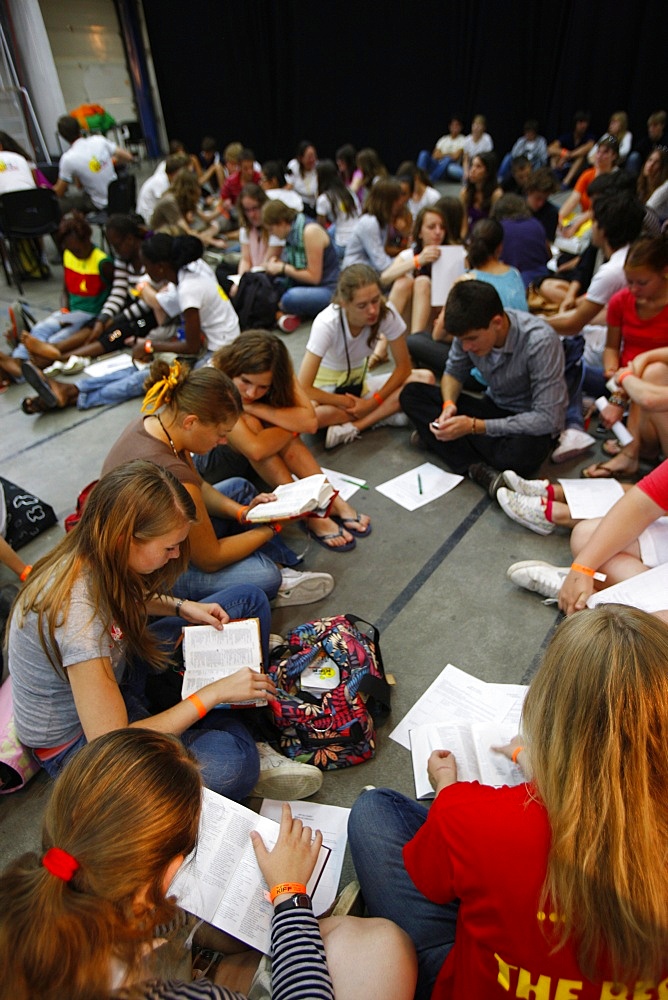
top-left (375, 411), bottom-right (410, 428)
top-left (325, 421), bottom-right (360, 449)
top-left (550, 427), bottom-right (596, 463)
top-left (497, 488), bottom-right (554, 535)
top-left (253, 742), bottom-right (323, 800)
top-left (502, 470), bottom-right (549, 497)
top-left (273, 568), bottom-right (334, 607)
top-left (44, 355), bottom-right (89, 376)
top-left (506, 560), bottom-right (570, 599)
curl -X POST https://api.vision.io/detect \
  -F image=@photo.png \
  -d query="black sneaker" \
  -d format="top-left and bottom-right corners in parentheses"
top-left (467, 462), bottom-right (504, 498)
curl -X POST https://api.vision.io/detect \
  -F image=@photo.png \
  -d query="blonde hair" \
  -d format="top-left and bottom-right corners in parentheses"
top-left (12, 461), bottom-right (196, 673)
top-left (142, 358), bottom-right (241, 423)
top-left (0, 729), bottom-right (202, 999)
top-left (522, 605), bottom-right (668, 980)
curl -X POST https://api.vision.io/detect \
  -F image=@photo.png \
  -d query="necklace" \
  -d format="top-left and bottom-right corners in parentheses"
top-left (155, 413), bottom-right (180, 459)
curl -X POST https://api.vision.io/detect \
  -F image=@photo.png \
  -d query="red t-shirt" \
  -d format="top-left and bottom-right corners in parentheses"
top-left (607, 287), bottom-right (668, 367)
top-left (637, 457), bottom-right (668, 508)
top-left (403, 781), bottom-right (667, 999)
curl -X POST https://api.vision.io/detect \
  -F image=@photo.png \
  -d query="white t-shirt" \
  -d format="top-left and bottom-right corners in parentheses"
top-left (286, 159), bottom-right (317, 208)
top-left (434, 134), bottom-right (466, 158)
top-left (306, 301), bottom-right (405, 385)
top-left (266, 187), bottom-right (304, 212)
top-left (408, 186), bottom-right (440, 219)
top-left (463, 133), bottom-right (494, 159)
top-left (58, 135), bottom-right (118, 208)
top-left (0, 151), bottom-right (35, 194)
top-left (157, 259), bottom-right (240, 351)
top-left (136, 170), bottom-right (170, 223)
top-left (585, 245), bottom-right (629, 309)
top-left (315, 192), bottom-right (361, 247)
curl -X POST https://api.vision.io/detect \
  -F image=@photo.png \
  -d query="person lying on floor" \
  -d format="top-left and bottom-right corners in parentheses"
top-left (504, 455), bottom-right (668, 607)
top-left (400, 279), bottom-right (567, 477)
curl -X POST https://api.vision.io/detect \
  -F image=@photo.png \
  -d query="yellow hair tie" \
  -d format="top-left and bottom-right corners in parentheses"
top-left (141, 360), bottom-right (182, 414)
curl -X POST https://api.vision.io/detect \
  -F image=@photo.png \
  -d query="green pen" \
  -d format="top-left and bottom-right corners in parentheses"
top-left (418, 474), bottom-right (423, 495)
top-left (341, 477), bottom-right (369, 490)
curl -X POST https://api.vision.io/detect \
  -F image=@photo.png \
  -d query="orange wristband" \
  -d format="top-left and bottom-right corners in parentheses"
top-left (19, 564), bottom-right (32, 582)
top-left (270, 522), bottom-right (282, 534)
top-left (618, 371), bottom-right (633, 385)
top-left (571, 562), bottom-right (607, 582)
top-left (269, 882), bottom-right (307, 903)
top-left (442, 400), bottom-right (455, 410)
top-left (414, 254), bottom-right (420, 270)
top-left (236, 505), bottom-right (250, 524)
top-left (187, 693), bottom-right (207, 719)
top-left (511, 746), bottom-right (524, 764)
top-left (372, 392), bottom-right (383, 406)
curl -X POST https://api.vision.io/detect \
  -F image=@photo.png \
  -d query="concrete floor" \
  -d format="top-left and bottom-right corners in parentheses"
top-left (0, 177), bottom-right (593, 887)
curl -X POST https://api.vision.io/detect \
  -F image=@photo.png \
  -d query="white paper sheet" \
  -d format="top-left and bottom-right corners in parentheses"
top-left (83, 353), bottom-right (136, 378)
top-left (170, 789), bottom-right (330, 954)
top-left (410, 720), bottom-right (524, 799)
top-left (429, 246), bottom-right (467, 306)
top-left (319, 467), bottom-right (368, 502)
top-left (558, 478), bottom-right (625, 520)
top-left (376, 462), bottom-right (463, 511)
top-left (586, 562), bottom-right (668, 613)
top-left (390, 663), bottom-right (515, 749)
top-left (260, 799), bottom-right (350, 916)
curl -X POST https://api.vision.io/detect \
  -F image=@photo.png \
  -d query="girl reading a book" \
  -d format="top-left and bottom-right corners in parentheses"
top-left (297, 264), bottom-right (434, 450)
top-left (205, 329), bottom-right (370, 552)
top-left (0, 728), bottom-right (418, 1000)
top-left (348, 605), bottom-right (668, 998)
top-left (7, 461), bottom-right (273, 800)
top-left (100, 361), bottom-right (334, 604)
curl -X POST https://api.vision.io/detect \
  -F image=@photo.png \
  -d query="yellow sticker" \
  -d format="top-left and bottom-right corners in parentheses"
top-left (319, 667), bottom-right (336, 679)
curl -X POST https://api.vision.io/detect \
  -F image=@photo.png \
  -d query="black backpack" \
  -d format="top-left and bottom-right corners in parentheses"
top-left (231, 271), bottom-right (282, 330)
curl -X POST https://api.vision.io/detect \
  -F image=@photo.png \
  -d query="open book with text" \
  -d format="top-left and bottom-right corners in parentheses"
top-left (245, 474), bottom-right (336, 522)
top-left (169, 789), bottom-right (331, 954)
top-left (181, 618), bottom-right (265, 706)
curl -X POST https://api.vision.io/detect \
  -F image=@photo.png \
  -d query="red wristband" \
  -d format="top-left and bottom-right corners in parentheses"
top-left (372, 392), bottom-right (383, 406)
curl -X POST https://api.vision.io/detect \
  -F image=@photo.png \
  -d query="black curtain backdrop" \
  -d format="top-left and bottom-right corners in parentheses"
top-left (141, 0), bottom-right (665, 172)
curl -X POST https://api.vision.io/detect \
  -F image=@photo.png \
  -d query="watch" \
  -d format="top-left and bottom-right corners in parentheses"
top-left (273, 893), bottom-right (312, 915)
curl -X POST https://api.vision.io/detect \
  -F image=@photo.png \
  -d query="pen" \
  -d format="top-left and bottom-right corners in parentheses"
top-left (341, 477), bottom-right (369, 490)
top-left (418, 474), bottom-right (423, 495)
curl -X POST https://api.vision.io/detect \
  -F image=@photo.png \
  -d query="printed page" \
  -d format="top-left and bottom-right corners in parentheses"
top-left (430, 246), bottom-right (466, 306)
top-left (376, 462), bottom-right (463, 512)
top-left (558, 478), bottom-right (624, 520)
top-left (410, 721), bottom-right (524, 798)
top-left (320, 467), bottom-right (367, 502)
top-left (170, 789), bottom-right (330, 954)
top-left (260, 799), bottom-right (350, 916)
top-left (390, 663), bottom-right (513, 750)
top-left (84, 352), bottom-right (136, 378)
top-left (471, 722), bottom-right (525, 787)
top-left (586, 562), bottom-right (668, 613)
top-left (181, 619), bottom-right (263, 703)
top-left (486, 683), bottom-right (528, 730)
top-left (245, 474), bottom-right (334, 521)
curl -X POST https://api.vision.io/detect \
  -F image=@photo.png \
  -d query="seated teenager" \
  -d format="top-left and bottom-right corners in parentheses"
top-left (348, 605), bottom-right (668, 998)
top-left (0, 728), bottom-right (417, 1000)
top-left (205, 329), bottom-right (371, 550)
top-left (298, 264), bottom-right (434, 450)
top-left (400, 280), bottom-right (566, 477)
top-left (416, 116), bottom-right (466, 183)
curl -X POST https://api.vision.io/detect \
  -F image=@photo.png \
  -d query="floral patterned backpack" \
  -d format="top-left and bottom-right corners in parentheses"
top-left (266, 614), bottom-right (391, 770)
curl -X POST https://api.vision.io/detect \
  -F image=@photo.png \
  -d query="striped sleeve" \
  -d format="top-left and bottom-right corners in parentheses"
top-left (270, 909), bottom-right (334, 1000)
top-left (98, 257), bottom-right (130, 321)
top-left (136, 978), bottom-right (245, 999)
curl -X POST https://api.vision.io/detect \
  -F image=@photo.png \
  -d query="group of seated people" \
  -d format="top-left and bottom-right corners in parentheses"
top-left (1, 111), bottom-right (668, 998)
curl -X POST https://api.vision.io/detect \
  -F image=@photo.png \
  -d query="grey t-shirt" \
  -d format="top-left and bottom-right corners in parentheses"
top-left (9, 574), bottom-right (125, 748)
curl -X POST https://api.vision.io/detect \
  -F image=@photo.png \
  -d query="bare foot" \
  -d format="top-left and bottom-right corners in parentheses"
top-left (333, 504), bottom-right (371, 535)
top-left (21, 332), bottom-right (61, 362)
top-left (308, 516), bottom-right (353, 547)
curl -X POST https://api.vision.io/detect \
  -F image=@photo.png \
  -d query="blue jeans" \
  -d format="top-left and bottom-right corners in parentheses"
top-left (417, 149), bottom-right (461, 183)
top-left (13, 309), bottom-right (94, 361)
top-left (76, 352), bottom-right (211, 409)
top-left (39, 584), bottom-right (271, 800)
top-left (562, 334), bottom-right (585, 430)
top-left (280, 284), bottom-right (334, 318)
top-left (174, 477), bottom-right (300, 602)
top-left (348, 788), bottom-right (458, 1000)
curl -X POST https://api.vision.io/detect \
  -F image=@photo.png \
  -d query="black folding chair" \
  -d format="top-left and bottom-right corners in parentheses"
top-left (87, 173), bottom-right (137, 250)
top-left (0, 188), bottom-right (61, 295)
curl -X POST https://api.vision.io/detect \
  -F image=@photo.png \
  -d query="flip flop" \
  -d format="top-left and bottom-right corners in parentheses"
top-left (299, 520), bottom-right (356, 552)
top-left (581, 462), bottom-right (639, 481)
top-left (332, 512), bottom-right (372, 537)
top-left (20, 360), bottom-right (58, 409)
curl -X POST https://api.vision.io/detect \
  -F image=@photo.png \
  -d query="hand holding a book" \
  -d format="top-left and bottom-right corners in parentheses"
top-left (250, 802), bottom-right (324, 905)
top-left (428, 749), bottom-right (458, 795)
top-left (239, 493), bottom-right (279, 522)
top-left (179, 600), bottom-right (230, 629)
top-left (210, 666), bottom-right (277, 706)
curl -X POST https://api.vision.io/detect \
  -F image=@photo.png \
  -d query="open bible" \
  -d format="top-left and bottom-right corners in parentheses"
top-left (181, 619), bottom-right (265, 707)
top-left (244, 474), bottom-right (337, 522)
